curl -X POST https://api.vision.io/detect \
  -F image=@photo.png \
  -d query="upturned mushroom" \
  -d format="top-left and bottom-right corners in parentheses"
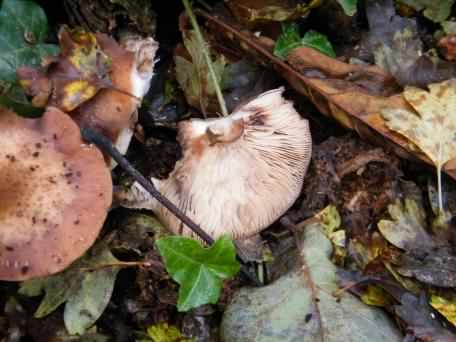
top-left (0, 106), bottom-right (112, 281)
top-left (118, 87), bottom-right (312, 240)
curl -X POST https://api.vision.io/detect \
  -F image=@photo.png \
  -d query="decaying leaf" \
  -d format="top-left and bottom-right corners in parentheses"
top-left (221, 222), bottom-right (401, 341)
top-left (430, 291), bottom-right (456, 328)
top-left (377, 199), bottom-right (434, 252)
top-left (175, 30), bottom-right (226, 116)
top-left (382, 79), bottom-right (456, 211)
top-left (0, 0), bottom-right (58, 115)
top-left (225, 0), bottom-right (321, 27)
top-left (156, 236), bottom-right (240, 312)
top-left (400, 0), bottom-right (454, 23)
top-left (140, 322), bottom-right (194, 342)
top-left (397, 247), bottom-right (456, 288)
top-left (19, 243), bottom-right (121, 335)
top-left (18, 26), bottom-right (112, 112)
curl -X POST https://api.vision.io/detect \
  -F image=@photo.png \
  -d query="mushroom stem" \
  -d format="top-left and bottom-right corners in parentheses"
top-left (182, 0), bottom-right (228, 117)
top-left (81, 127), bottom-right (261, 286)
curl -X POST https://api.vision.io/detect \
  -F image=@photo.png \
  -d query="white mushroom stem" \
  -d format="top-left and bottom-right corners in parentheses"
top-left (112, 35), bottom-right (159, 168)
top-left (118, 87), bottom-right (312, 240)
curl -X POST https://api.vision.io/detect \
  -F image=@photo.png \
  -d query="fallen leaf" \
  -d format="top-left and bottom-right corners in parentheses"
top-left (19, 243), bottom-right (121, 335)
top-left (400, 0), bottom-right (454, 22)
top-left (394, 292), bottom-right (456, 341)
top-left (377, 199), bottom-right (434, 252)
top-left (156, 236), bottom-right (240, 312)
top-left (274, 23), bottom-right (335, 59)
top-left (17, 26), bottom-right (112, 112)
top-left (0, 0), bottom-right (58, 115)
top-left (430, 291), bottom-right (456, 328)
top-left (140, 322), bottom-right (194, 342)
top-left (221, 222), bottom-right (402, 341)
top-left (382, 79), bottom-right (456, 211)
top-left (175, 29), bottom-right (226, 116)
top-left (225, 0), bottom-right (321, 27)
top-left (397, 247), bottom-right (456, 288)
top-left (336, 0), bottom-right (357, 16)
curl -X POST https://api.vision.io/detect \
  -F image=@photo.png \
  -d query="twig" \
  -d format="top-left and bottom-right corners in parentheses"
top-left (81, 127), bottom-right (261, 286)
top-left (182, 0), bottom-right (228, 117)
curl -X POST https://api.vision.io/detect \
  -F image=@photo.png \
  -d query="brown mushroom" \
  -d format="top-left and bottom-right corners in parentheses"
top-left (119, 87), bottom-right (312, 240)
top-left (0, 106), bottom-right (112, 281)
top-left (72, 33), bottom-right (158, 164)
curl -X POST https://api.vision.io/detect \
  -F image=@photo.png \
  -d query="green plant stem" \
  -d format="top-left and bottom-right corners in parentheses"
top-left (182, 0), bottom-right (228, 117)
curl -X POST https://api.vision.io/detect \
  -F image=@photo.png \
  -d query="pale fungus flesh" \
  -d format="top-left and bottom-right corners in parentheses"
top-left (119, 87), bottom-right (312, 240)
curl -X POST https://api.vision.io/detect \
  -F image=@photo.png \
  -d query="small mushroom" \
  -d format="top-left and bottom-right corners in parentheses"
top-left (0, 106), bottom-right (112, 281)
top-left (119, 87), bottom-right (312, 240)
top-left (72, 33), bottom-right (159, 165)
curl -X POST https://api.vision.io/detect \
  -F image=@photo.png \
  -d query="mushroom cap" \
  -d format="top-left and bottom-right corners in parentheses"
top-left (126, 87), bottom-right (312, 240)
top-left (0, 107), bottom-right (112, 281)
top-left (72, 33), bottom-right (158, 151)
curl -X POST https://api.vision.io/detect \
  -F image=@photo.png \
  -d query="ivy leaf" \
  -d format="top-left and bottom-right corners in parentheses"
top-left (19, 243), bottom-right (121, 335)
top-left (156, 236), bottom-right (240, 312)
top-left (336, 0), bottom-right (357, 16)
top-left (274, 23), bottom-right (335, 59)
top-left (382, 79), bottom-right (456, 212)
top-left (0, 0), bottom-right (58, 115)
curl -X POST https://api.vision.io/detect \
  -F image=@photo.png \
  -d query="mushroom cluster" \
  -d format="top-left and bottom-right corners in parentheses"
top-left (119, 87), bottom-right (312, 240)
top-left (0, 107), bottom-right (112, 281)
top-left (0, 30), bottom-right (158, 281)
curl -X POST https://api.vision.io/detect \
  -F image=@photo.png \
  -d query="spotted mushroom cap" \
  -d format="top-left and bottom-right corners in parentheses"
top-left (124, 87), bottom-right (312, 240)
top-left (0, 107), bottom-right (112, 281)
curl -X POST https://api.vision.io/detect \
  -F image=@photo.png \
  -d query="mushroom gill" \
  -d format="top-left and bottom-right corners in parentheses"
top-left (119, 87), bottom-right (312, 240)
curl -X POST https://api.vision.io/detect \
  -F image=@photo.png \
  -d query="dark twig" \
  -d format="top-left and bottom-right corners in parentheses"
top-left (81, 127), bottom-right (261, 286)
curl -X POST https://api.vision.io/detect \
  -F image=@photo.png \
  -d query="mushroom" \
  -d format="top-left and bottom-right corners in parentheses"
top-left (72, 32), bottom-right (159, 166)
top-left (119, 87), bottom-right (312, 240)
top-left (0, 106), bottom-right (112, 281)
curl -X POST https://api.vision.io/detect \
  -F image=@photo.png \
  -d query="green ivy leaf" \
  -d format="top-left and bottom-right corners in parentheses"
top-left (19, 243), bottom-right (121, 335)
top-left (401, 0), bottom-right (454, 23)
top-left (274, 23), bottom-right (335, 59)
top-left (156, 236), bottom-right (240, 312)
top-left (0, 0), bottom-right (58, 115)
top-left (336, 0), bottom-right (357, 16)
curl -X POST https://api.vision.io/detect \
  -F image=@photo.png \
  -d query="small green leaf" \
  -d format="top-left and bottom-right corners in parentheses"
top-left (156, 236), bottom-right (240, 312)
top-left (274, 23), bottom-right (335, 59)
top-left (0, 0), bottom-right (58, 114)
top-left (401, 0), bottom-right (454, 23)
top-left (336, 0), bottom-right (357, 16)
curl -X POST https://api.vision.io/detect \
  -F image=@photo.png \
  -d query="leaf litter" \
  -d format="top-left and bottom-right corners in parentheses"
top-left (4, 0), bottom-right (456, 340)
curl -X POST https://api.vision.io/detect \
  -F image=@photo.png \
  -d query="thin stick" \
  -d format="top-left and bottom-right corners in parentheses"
top-left (182, 0), bottom-right (228, 117)
top-left (81, 127), bottom-right (261, 286)
top-left (82, 127), bottom-right (214, 245)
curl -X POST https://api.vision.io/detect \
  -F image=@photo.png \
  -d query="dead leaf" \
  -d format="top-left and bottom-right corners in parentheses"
top-left (17, 26), bottom-right (112, 112)
top-left (397, 247), bottom-right (456, 288)
top-left (382, 79), bottom-right (456, 210)
top-left (221, 222), bottom-right (402, 341)
top-left (175, 28), bottom-right (226, 116)
top-left (430, 291), bottom-right (456, 328)
top-left (377, 199), bottom-right (435, 252)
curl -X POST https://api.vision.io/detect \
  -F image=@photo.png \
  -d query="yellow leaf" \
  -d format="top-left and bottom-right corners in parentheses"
top-left (430, 292), bottom-right (456, 327)
top-left (360, 285), bottom-right (394, 308)
top-left (382, 79), bottom-right (456, 210)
